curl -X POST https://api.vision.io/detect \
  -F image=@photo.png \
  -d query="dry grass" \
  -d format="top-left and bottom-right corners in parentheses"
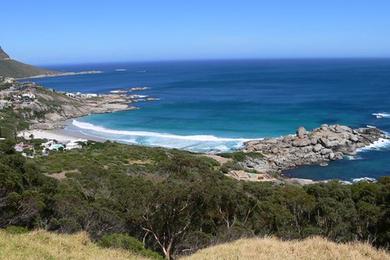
top-left (0, 230), bottom-right (148, 260)
top-left (183, 236), bottom-right (390, 260)
top-left (1, 230), bottom-right (389, 260)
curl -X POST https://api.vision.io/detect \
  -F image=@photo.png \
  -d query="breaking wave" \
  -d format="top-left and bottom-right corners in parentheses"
top-left (345, 155), bottom-right (363, 160)
top-left (352, 177), bottom-right (377, 183)
top-left (71, 120), bottom-right (256, 152)
top-left (372, 112), bottom-right (390, 119)
top-left (356, 138), bottom-right (390, 152)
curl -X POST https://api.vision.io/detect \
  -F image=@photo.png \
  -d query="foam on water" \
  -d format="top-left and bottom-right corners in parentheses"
top-left (352, 177), bottom-right (377, 183)
top-left (356, 138), bottom-right (390, 152)
top-left (71, 120), bottom-right (257, 152)
top-left (372, 112), bottom-right (390, 119)
top-left (345, 155), bottom-right (363, 161)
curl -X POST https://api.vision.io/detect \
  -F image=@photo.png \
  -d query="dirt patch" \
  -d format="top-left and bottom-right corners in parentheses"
top-left (227, 170), bottom-right (277, 182)
top-left (127, 159), bottom-right (153, 165)
top-left (46, 169), bottom-right (79, 180)
top-left (203, 154), bottom-right (233, 165)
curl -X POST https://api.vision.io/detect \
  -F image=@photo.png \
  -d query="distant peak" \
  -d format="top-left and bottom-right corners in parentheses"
top-left (0, 46), bottom-right (11, 60)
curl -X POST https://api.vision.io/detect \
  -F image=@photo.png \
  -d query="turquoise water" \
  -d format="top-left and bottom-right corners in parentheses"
top-left (33, 59), bottom-right (390, 181)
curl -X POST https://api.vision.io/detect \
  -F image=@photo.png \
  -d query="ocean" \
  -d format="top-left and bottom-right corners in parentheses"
top-left (32, 59), bottom-right (390, 181)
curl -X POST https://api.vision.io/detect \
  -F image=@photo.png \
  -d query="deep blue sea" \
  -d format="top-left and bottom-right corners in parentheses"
top-left (32, 59), bottom-right (390, 181)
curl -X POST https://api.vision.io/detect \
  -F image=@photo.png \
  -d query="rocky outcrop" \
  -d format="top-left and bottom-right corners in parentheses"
top-left (242, 124), bottom-right (388, 174)
top-left (2, 82), bottom-right (136, 130)
top-left (28, 90), bottom-right (136, 130)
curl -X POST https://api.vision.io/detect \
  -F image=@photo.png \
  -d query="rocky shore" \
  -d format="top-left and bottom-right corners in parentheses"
top-left (242, 124), bottom-right (389, 174)
top-left (30, 92), bottom-right (137, 130)
top-left (0, 78), bottom-right (154, 130)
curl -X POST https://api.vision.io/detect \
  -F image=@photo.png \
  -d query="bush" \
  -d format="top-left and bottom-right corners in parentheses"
top-left (218, 151), bottom-right (264, 162)
top-left (98, 233), bottom-right (163, 259)
top-left (5, 226), bottom-right (29, 234)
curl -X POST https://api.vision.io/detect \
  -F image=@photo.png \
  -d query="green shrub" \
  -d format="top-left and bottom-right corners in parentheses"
top-left (98, 233), bottom-right (163, 259)
top-left (218, 151), bottom-right (263, 162)
top-left (5, 226), bottom-right (29, 234)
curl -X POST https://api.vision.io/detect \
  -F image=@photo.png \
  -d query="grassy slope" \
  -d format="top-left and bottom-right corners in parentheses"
top-left (0, 59), bottom-right (56, 78)
top-left (1, 231), bottom-right (388, 260)
top-left (0, 230), bottom-right (147, 260)
top-left (184, 237), bottom-right (390, 260)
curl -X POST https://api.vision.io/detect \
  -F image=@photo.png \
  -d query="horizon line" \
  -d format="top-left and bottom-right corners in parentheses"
top-left (36, 56), bottom-right (390, 67)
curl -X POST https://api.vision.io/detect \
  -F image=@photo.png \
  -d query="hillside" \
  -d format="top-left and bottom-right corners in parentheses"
top-left (0, 47), bottom-right (57, 78)
top-left (184, 237), bottom-right (390, 260)
top-left (0, 230), bottom-right (388, 260)
top-left (0, 230), bottom-right (147, 260)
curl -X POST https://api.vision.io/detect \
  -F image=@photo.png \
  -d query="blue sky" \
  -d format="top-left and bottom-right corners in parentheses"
top-left (3, 0), bottom-right (390, 64)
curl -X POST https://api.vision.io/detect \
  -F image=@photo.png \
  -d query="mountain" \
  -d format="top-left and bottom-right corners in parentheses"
top-left (0, 46), bottom-right (58, 78)
top-left (0, 47), bottom-right (10, 60)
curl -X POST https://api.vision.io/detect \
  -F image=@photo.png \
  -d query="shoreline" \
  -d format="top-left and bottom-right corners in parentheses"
top-left (19, 123), bottom-right (106, 143)
top-left (16, 70), bottom-right (103, 80)
top-left (242, 125), bottom-right (389, 179)
top-left (18, 119), bottom-right (390, 184)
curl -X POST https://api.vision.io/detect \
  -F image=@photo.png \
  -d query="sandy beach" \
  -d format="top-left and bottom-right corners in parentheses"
top-left (18, 129), bottom-right (82, 143)
top-left (18, 122), bottom-right (106, 143)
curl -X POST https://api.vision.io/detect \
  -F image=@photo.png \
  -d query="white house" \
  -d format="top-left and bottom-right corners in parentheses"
top-left (65, 139), bottom-right (87, 150)
top-left (41, 140), bottom-right (64, 151)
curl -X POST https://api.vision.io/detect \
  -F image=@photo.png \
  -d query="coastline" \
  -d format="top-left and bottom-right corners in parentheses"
top-left (8, 73), bottom-right (388, 184)
top-left (16, 70), bottom-right (103, 80)
top-left (18, 117), bottom-right (390, 185)
top-left (19, 120), bottom-right (106, 143)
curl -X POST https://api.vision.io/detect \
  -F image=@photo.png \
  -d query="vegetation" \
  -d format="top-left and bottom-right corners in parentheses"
top-left (218, 151), bottom-right (264, 162)
top-left (0, 140), bottom-right (389, 259)
top-left (0, 108), bottom-right (29, 140)
top-left (1, 231), bottom-right (388, 260)
top-left (98, 233), bottom-right (163, 259)
top-left (0, 229), bottom-right (147, 260)
top-left (184, 237), bottom-right (390, 260)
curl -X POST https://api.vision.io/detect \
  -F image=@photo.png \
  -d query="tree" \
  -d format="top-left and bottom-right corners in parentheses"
top-left (130, 180), bottom-right (203, 259)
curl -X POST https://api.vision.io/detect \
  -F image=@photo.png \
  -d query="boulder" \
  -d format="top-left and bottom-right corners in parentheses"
top-left (320, 138), bottom-right (342, 148)
top-left (320, 124), bottom-right (329, 130)
top-left (349, 135), bottom-right (359, 142)
top-left (296, 127), bottom-right (308, 138)
top-left (319, 138), bottom-right (330, 148)
top-left (313, 144), bottom-right (323, 152)
top-left (292, 138), bottom-right (311, 147)
top-left (335, 125), bottom-right (352, 133)
top-left (321, 148), bottom-right (332, 155)
top-left (334, 152), bottom-right (344, 160)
